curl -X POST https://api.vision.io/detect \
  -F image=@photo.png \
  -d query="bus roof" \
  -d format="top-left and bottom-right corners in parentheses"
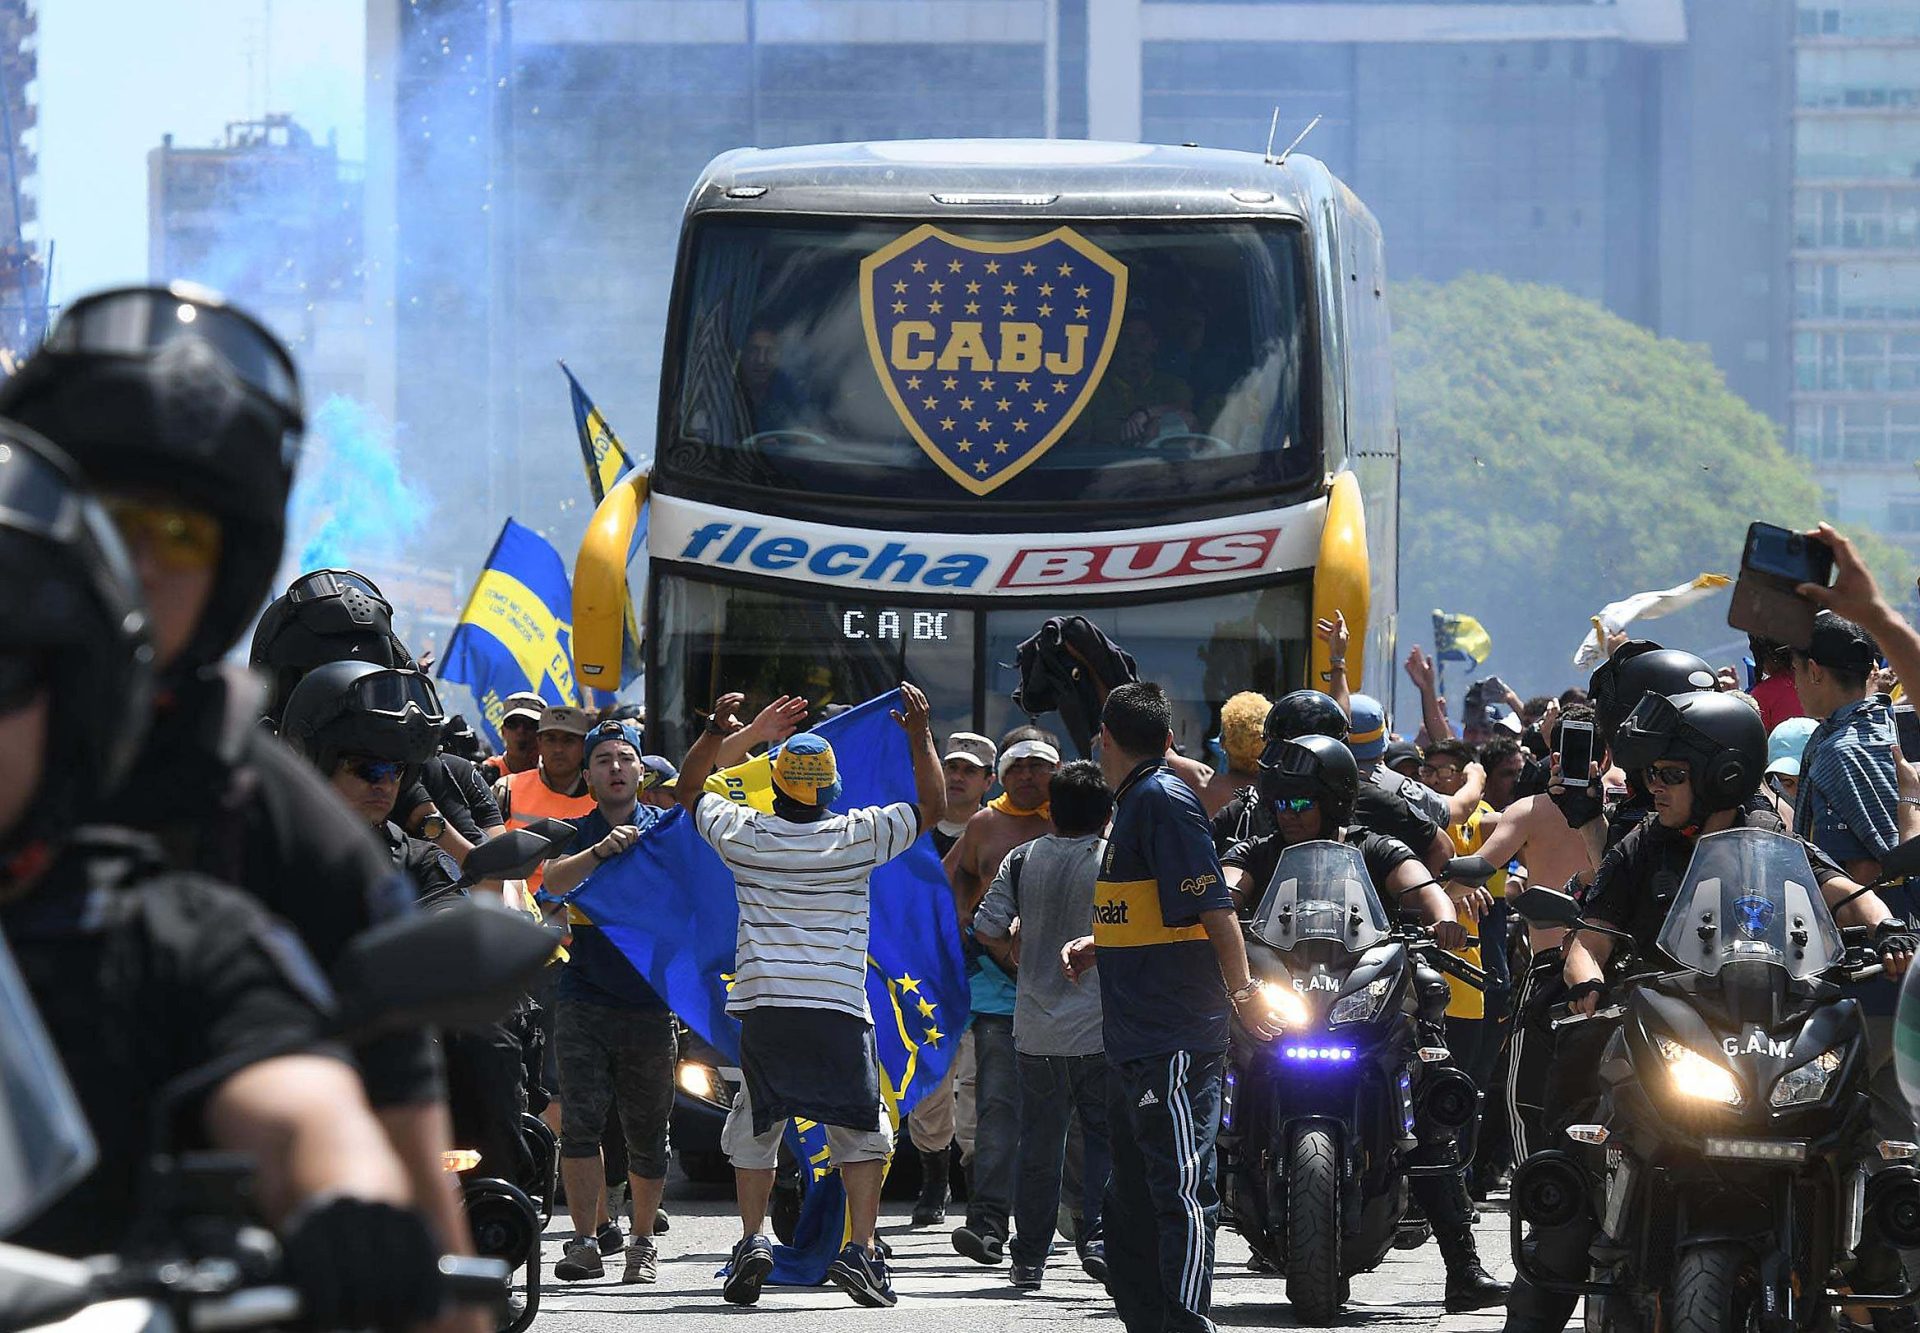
top-left (684, 139), bottom-right (1354, 226)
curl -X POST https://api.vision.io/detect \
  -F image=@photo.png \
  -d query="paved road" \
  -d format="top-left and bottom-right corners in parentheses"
top-left (521, 1175), bottom-right (1521, 1332)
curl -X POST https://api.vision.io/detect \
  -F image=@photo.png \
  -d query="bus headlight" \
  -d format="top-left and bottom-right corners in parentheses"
top-left (1657, 1037), bottom-right (1743, 1108)
top-left (1769, 1050), bottom-right (1841, 1108)
top-left (1329, 977), bottom-right (1391, 1027)
top-left (677, 1061), bottom-right (733, 1106)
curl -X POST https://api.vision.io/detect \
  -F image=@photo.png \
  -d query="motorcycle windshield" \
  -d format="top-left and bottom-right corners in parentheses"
top-left (1655, 828), bottom-right (1844, 981)
top-left (0, 931), bottom-right (98, 1236)
top-left (1251, 840), bottom-right (1391, 953)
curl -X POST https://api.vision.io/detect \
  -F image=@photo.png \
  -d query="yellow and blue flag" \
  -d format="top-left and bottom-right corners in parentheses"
top-left (562, 361), bottom-right (640, 504)
top-left (438, 518), bottom-right (580, 747)
top-left (561, 362), bottom-right (646, 690)
top-left (570, 688), bottom-right (969, 1284)
top-left (1433, 609), bottom-right (1493, 673)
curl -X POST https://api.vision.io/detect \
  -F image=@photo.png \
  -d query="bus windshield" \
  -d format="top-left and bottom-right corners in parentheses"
top-left (662, 216), bottom-right (1317, 511)
top-left (650, 569), bottom-right (1310, 760)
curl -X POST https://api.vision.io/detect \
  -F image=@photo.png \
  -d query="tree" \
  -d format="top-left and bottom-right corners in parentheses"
top-left (1390, 273), bottom-right (1909, 698)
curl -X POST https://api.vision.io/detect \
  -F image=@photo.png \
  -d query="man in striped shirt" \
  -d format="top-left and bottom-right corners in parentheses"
top-left (676, 683), bottom-right (945, 1309)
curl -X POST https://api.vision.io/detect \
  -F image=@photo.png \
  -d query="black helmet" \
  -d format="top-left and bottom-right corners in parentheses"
top-left (1588, 641), bottom-right (1718, 744)
top-left (280, 661), bottom-right (445, 784)
top-left (1263, 689), bottom-right (1351, 745)
top-left (0, 424), bottom-right (153, 883)
top-left (1258, 733), bottom-right (1361, 830)
top-left (250, 569), bottom-right (414, 725)
top-left (1612, 690), bottom-right (1765, 815)
top-left (0, 284), bottom-right (302, 676)
top-left (441, 714), bottom-right (483, 762)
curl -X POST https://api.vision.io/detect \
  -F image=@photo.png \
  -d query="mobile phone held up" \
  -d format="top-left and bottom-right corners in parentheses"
top-left (1727, 522), bottom-right (1835, 651)
top-left (1558, 719), bottom-right (1596, 789)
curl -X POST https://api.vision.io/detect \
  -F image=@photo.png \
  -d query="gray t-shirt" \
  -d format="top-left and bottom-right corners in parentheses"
top-left (973, 833), bottom-right (1105, 1057)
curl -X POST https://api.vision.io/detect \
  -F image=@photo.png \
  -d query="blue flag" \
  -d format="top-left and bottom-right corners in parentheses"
top-left (437, 519), bottom-right (581, 748)
top-left (570, 689), bottom-right (969, 1283)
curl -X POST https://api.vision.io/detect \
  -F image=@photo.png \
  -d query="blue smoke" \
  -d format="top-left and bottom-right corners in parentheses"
top-left (285, 394), bottom-right (430, 573)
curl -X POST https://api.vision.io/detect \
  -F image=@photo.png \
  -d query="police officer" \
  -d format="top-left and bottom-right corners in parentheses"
top-left (1507, 690), bottom-right (1913, 1333)
top-left (280, 660), bottom-right (533, 1192)
top-left (1217, 736), bottom-right (1508, 1314)
top-left (0, 283), bottom-right (473, 1275)
top-left (0, 426), bottom-right (446, 1329)
top-left (1212, 690), bottom-right (1452, 869)
top-left (252, 568), bottom-right (501, 854)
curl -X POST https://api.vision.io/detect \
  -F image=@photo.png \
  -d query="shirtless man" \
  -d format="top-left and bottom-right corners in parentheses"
top-left (1467, 703), bottom-right (1615, 1160)
top-left (941, 724), bottom-right (1061, 1263)
top-left (945, 725), bottom-right (1062, 920)
top-left (1196, 691), bottom-right (1270, 817)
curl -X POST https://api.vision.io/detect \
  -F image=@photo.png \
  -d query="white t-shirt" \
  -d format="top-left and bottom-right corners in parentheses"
top-left (693, 793), bottom-right (921, 1021)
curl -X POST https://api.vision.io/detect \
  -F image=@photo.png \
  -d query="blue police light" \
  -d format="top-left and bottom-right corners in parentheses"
top-left (1281, 1045), bottom-right (1356, 1062)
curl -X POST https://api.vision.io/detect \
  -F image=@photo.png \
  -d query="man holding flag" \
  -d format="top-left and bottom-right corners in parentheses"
top-left (676, 682), bottom-right (946, 1310)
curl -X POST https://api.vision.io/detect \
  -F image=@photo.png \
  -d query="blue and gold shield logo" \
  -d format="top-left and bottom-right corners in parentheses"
top-left (860, 225), bottom-right (1128, 496)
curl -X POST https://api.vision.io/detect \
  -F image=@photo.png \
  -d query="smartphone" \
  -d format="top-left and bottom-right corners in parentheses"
top-left (1558, 719), bottom-right (1596, 789)
top-left (1727, 522), bottom-right (1835, 651)
top-left (1898, 705), bottom-right (1920, 763)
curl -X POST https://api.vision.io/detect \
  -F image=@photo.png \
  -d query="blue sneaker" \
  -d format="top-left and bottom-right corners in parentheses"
top-left (827, 1241), bottom-right (897, 1308)
top-left (722, 1233), bottom-right (774, 1306)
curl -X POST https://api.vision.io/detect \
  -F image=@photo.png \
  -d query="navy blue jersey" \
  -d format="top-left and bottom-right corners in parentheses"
top-left (1094, 759), bottom-right (1235, 1061)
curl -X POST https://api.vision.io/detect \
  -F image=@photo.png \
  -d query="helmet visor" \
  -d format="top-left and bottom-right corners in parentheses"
top-left (1613, 692), bottom-right (1683, 772)
top-left (46, 287), bottom-right (302, 427)
top-left (286, 568), bottom-right (389, 609)
top-left (351, 668), bottom-right (444, 723)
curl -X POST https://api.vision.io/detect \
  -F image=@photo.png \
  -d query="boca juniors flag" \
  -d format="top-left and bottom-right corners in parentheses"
top-left (860, 224), bottom-right (1126, 496)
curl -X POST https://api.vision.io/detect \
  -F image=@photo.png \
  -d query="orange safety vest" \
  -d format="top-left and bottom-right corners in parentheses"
top-left (505, 766), bottom-right (594, 899)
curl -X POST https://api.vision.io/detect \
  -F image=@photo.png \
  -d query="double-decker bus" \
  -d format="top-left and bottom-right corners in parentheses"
top-left (575, 139), bottom-right (1400, 762)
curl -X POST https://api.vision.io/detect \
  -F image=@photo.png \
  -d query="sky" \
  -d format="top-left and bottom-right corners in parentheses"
top-left (35, 0), bottom-right (364, 306)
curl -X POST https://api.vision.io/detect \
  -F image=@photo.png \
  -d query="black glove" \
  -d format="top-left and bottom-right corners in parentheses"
top-left (1563, 978), bottom-right (1606, 1009)
top-left (1873, 918), bottom-right (1917, 963)
top-left (1548, 782), bottom-right (1605, 830)
top-left (282, 1195), bottom-right (441, 1330)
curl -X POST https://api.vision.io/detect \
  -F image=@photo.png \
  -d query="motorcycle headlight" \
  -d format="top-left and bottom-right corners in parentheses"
top-left (676, 1061), bottom-right (733, 1106)
top-left (1657, 1036), bottom-right (1744, 1108)
top-left (1260, 980), bottom-right (1312, 1030)
top-left (1329, 977), bottom-right (1392, 1027)
top-left (1769, 1050), bottom-right (1841, 1109)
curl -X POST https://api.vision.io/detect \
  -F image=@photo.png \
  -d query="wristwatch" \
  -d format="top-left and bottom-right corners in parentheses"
top-left (416, 812), bottom-right (447, 841)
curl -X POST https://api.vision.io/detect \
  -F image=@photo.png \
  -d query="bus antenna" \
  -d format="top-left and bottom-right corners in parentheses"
top-left (1275, 115), bottom-right (1321, 166)
top-left (1263, 107), bottom-right (1281, 164)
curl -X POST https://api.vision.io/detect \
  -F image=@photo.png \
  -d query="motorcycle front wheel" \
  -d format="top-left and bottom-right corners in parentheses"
top-left (1670, 1242), bottom-right (1762, 1333)
top-left (1285, 1127), bottom-right (1345, 1325)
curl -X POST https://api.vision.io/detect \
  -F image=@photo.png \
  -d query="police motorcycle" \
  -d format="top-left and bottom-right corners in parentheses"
top-left (0, 901), bottom-right (556, 1333)
top-left (1219, 839), bottom-right (1493, 1324)
top-left (1508, 831), bottom-right (1920, 1333)
top-left (448, 823), bottom-right (578, 1333)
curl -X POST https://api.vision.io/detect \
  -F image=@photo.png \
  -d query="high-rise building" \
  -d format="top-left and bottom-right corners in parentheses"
top-left (147, 114), bottom-right (366, 401)
top-left (1787, 0), bottom-right (1920, 550)
top-left (0, 0), bottom-right (45, 363)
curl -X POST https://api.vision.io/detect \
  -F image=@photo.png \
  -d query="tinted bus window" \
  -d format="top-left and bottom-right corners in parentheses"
top-left (662, 217), bottom-right (1317, 511)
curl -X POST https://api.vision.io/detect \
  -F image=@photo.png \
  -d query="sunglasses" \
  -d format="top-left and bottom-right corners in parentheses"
top-left (104, 498), bottom-right (222, 571)
top-left (1645, 764), bottom-right (1691, 788)
top-left (0, 651), bottom-right (46, 714)
top-left (1270, 796), bottom-right (1318, 814)
top-left (341, 756), bottom-right (407, 784)
top-left (1419, 764), bottom-right (1462, 779)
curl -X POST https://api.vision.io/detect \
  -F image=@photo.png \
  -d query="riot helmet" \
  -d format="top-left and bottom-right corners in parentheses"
top-left (0, 424), bottom-right (153, 885)
top-left (279, 661), bottom-right (445, 788)
top-left (1612, 690), bottom-right (1765, 818)
top-left (1262, 689), bottom-right (1352, 745)
top-left (0, 284), bottom-right (303, 676)
top-left (1258, 733), bottom-right (1361, 832)
top-left (250, 568), bottom-right (415, 726)
top-left (1587, 641), bottom-right (1717, 746)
